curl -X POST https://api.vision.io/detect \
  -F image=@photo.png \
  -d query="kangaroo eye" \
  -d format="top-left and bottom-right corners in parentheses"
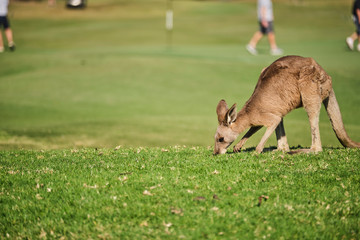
top-left (218, 137), bottom-right (224, 143)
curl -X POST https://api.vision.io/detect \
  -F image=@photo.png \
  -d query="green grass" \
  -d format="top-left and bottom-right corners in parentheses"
top-left (0, 1), bottom-right (360, 238)
top-left (1, 147), bottom-right (359, 239)
top-left (0, 0), bottom-right (359, 149)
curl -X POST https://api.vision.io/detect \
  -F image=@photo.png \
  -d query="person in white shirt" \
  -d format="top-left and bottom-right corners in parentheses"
top-left (246, 0), bottom-right (283, 56)
top-left (0, 0), bottom-right (15, 53)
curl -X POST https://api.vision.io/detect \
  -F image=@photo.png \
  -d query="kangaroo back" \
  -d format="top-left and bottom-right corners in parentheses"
top-left (323, 89), bottom-right (360, 148)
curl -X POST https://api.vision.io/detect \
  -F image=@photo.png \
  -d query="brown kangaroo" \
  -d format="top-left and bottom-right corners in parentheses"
top-left (214, 55), bottom-right (360, 154)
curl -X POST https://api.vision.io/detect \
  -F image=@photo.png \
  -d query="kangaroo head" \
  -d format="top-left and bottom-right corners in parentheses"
top-left (214, 100), bottom-right (239, 155)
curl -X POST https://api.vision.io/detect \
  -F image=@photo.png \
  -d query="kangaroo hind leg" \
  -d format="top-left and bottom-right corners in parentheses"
top-left (291, 81), bottom-right (323, 154)
top-left (305, 93), bottom-right (323, 152)
top-left (275, 119), bottom-right (290, 152)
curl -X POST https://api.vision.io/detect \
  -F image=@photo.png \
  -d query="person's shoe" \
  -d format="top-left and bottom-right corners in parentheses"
top-left (9, 42), bottom-right (15, 52)
top-left (246, 44), bottom-right (258, 55)
top-left (0, 46), bottom-right (4, 53)
top-left (270, 48), bottom-right (283, 56)
top-left (357, 44), bottom-right (360, 52)
top-left (346, 37), bottom-right (354, 50)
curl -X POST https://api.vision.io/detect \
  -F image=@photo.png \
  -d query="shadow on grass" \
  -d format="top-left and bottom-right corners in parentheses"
top-left (222, 145), bottom-right (345, 155)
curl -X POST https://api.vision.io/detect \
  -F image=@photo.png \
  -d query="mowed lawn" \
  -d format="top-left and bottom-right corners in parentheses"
top-left (0, 0), bottom-right (359, 150)
top-left (1, 147), bottom-right (360, 239)
top-left (0, 1), bottom-right (360, 239)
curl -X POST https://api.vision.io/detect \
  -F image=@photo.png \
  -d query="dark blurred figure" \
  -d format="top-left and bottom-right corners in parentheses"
top-left (0, 0), bottom-right (15, 53)
top-left (346, 0), bottom-right (360, 52)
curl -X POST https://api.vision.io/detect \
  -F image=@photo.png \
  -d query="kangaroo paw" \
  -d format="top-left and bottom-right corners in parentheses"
top-left (233, 145), bottom-right (242, 153)
top-left (255, 146), bottom-right (264, 154)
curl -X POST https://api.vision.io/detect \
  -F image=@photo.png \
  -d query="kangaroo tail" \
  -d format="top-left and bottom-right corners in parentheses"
top-left (323, 89), bottom-right (360, 148)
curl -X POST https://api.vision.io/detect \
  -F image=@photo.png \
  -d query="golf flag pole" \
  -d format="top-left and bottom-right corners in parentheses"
top-left (166, 0), bottom-right (173, 49)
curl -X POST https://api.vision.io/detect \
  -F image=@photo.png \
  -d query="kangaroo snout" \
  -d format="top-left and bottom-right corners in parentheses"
top-left (213, 149), bottom-right (226, 155)
top-left (213, 143), bottom-right (231, 155)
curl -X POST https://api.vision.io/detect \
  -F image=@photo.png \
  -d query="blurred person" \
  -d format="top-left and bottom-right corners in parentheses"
top-left (48, 0), bottom-right (56, 7)
top-left (0, 0), bottom-right (15, 53)
top-left (246, 0), bottom-right (283, 56)
top-left (346, 0), bottom-right (360, 51)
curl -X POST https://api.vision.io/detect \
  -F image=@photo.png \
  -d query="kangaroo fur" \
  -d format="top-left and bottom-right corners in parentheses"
top-left (214, 55), bottom-right (360, 154)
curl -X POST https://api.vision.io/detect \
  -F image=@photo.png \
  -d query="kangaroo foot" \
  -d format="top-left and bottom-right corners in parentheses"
top-left (276, 145), bottom-right (290, 152)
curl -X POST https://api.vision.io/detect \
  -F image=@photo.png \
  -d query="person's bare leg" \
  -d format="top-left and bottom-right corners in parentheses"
top-left (48, 0), bottom-right (56, 6)
top-left (0, 32), bottom-right (4, 52)
top-left (268, 32), bottom-right (283, 55)
top-left (5, 28), bottom-right (14, 45)
top-left (267, 32), bottom-right (277, 50)
top-left (346, 32), bottom-right (358, 50)
top-left (350, 32), bottom-right (358, 41)
top-left (5, 28), bottom-right (15, 51)
top-left (248, 31), bottom-right (263, 48)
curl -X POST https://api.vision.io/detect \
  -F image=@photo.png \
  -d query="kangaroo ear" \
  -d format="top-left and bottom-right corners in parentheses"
top-left (216, 99), bottom-right (229, 124)
top-left (225, 103), bottom-right (237, 126)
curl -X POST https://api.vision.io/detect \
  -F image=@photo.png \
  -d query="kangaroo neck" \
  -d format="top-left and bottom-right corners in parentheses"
top-left (231, 109), bottom-right (250, 133)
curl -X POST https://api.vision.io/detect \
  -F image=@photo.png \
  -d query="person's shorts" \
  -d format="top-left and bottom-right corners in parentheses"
top-left (0, 16), bottom-right (10, 29)
top-left (259, 21), bottom-right (274, 35)
top-left (353, 15), bottom-right (360, 35)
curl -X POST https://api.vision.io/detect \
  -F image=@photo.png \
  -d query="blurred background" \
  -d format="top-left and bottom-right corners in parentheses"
top-left (0, 0), bottom-right (359, 149)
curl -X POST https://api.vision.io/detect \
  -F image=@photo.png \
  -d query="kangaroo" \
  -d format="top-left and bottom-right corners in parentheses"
top-left (214, 55), bottom-right (360, 154)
